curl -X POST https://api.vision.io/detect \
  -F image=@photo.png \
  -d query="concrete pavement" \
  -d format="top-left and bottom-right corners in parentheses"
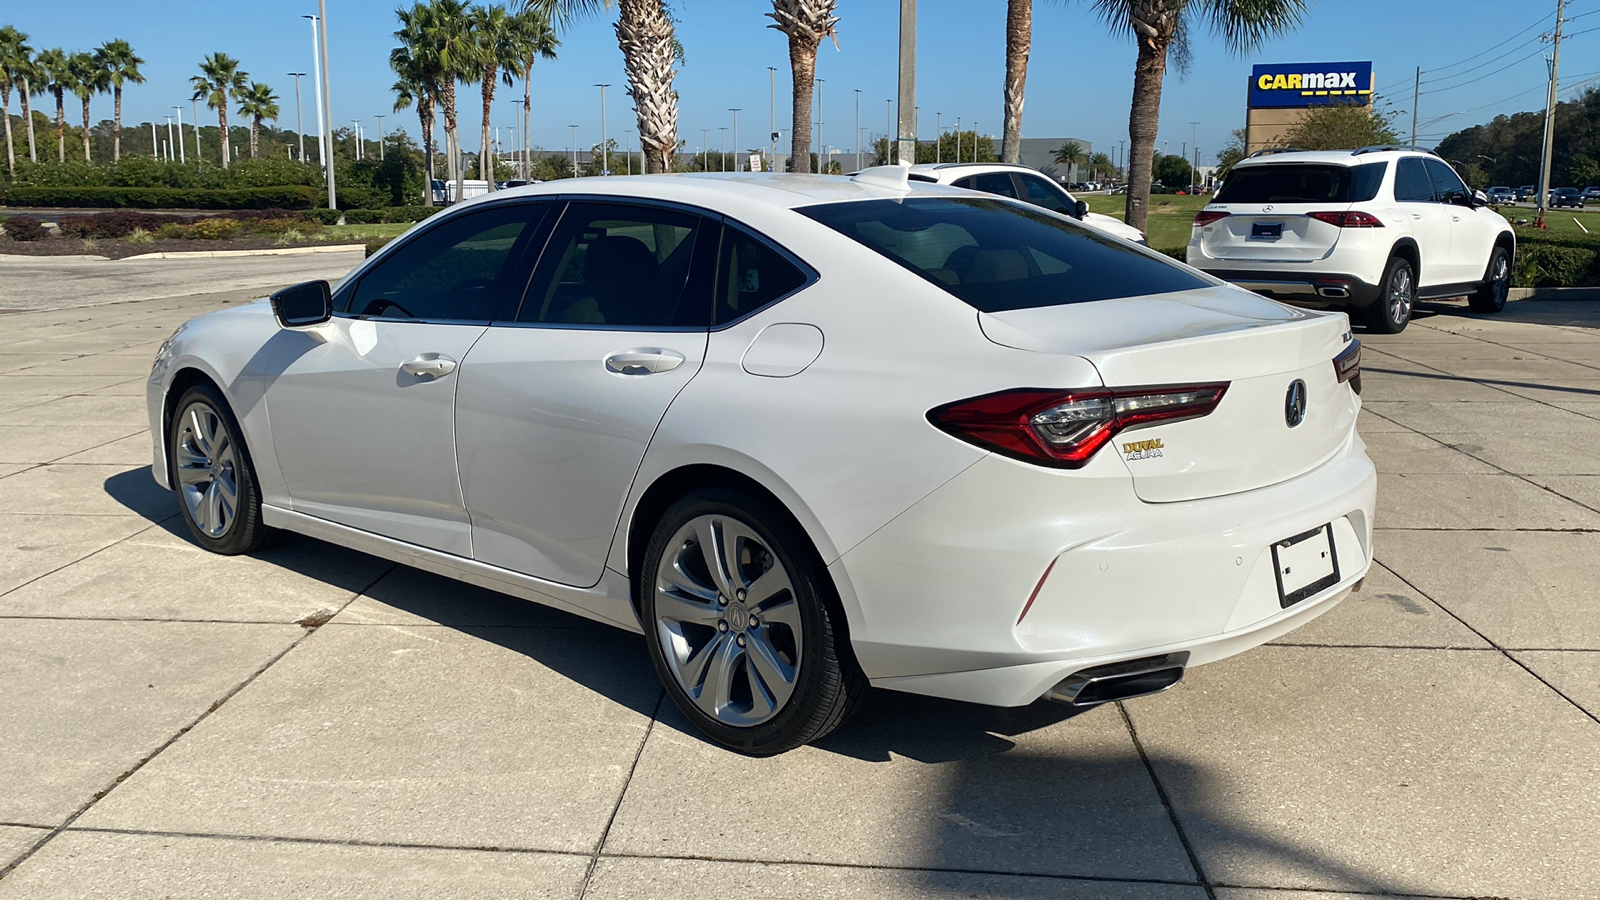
top-left (0, 266), bottom-right (1597, 898)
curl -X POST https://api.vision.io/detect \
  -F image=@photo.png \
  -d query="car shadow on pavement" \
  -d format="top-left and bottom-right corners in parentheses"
top-left (102, 466), bottom-right (181, 521)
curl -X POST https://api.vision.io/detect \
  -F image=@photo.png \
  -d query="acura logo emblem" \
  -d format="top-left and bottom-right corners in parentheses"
top-left (1285, 380), bottom-right (1307, 428)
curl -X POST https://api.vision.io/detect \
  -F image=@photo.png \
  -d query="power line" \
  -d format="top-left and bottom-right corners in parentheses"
top-left (1418, 9), bottom-right (1551, 75)
top-left (1421, 34), bottom-right (1543, 86)
top-left (1422, 45), bottom-right (1548, 95)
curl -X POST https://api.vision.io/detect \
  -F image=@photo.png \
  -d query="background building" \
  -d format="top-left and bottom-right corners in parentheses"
top-left (1244, 61), bottom-right (1375, 154)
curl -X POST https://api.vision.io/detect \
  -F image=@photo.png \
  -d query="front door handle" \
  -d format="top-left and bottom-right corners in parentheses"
top-left (605, 349), bottom-right (685, 376)
top-left (400, 354), bottom-right (458, 379)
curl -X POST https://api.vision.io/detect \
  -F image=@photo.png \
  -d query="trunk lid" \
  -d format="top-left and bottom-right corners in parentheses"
top-left (979, 286), bottom-right (1358, 503)
top-left (1196, 202), bottom-right (1349, 263)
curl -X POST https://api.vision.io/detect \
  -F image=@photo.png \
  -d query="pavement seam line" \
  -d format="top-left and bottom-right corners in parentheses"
top-left (1114, 701), bottom-right (1216, 899)
top-left (1401, 317), bottom-right (1600, 377)
top-left (1373, 559), bottom-right (1600, 728)
top-left (0, 560), bottom-right (397, 881)
top-left (0, 515), bottom-right (178, 601)
top-left (1362, 343), bottom-right (1600, 423)
top-left (576, 691), bottom-right (664, 900)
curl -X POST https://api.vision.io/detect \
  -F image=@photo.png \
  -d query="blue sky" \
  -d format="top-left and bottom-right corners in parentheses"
top-left (7, 0), bottom-right (1599, 164)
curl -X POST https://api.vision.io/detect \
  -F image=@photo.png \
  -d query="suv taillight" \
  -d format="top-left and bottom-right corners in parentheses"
top-left (928, 384), bottom-right (1230, 468)
top-left (1309, 211), bottom-right (1384, 228)
top-left (1333, 341), bottom-right (1362, 395)
top-left (1193, 210), bottom-right (1230, 227)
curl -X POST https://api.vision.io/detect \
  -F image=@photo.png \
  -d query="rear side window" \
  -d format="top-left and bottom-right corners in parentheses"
top-left (1216, 162), bottom-right (1386, 204)
top-left (798, 196), bottom-right (1207, 313)
top-left (1424, 159), bottom-right (1470, 203)
top-left (957, 173), bottom-right (1020, 199)
top-left (715, 225), bottom-right (811, 326)
top-left (1394, 158), bottom-right (1434, 203)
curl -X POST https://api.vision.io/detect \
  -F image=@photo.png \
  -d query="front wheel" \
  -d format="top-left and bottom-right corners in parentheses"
top-left (639, 488), bottom-right (866, 756)
top-left (1364, 256), bottom-right (1414, 334)
top-left (168, 384), bottom-right (271, 555)
top-left (1469, 246), bottom-right (1511, 314)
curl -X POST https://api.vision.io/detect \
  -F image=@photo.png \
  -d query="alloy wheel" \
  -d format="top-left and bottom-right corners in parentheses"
top-left (174, 402), bottom-right (240, 539)
top-left (1490, 253), bottom-right (1510, 305)
top-left (1388, 265), bottom-right (1414, 325)
top-left (653, 514), bottom-right (803, 727)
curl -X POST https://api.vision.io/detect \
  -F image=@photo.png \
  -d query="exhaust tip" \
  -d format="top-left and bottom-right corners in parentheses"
top-left (1317, 286), bottom-right (1351, 299)
top-left (1048, 652), bottom-right (1189, 707)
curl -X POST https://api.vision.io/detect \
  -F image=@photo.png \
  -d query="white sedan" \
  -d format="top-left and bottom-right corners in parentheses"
top-left (906, 162), bottom-right (1149, 244)
top-left (148, 168), bottom-right (1375, 755)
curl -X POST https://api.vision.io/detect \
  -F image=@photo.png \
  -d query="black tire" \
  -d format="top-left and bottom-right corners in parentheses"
top-left (1469, 245), bottom-right (1511, 314)
top-left (1364, 256), bottom-right (1414, 334)
top-left (639, 487), bottom-right (867, 756)
top-left (167, 383), bottom-right (272, 555)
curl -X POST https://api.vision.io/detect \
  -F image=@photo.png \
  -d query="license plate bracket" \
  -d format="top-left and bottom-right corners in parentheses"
top-left (1271, 524), bottom-right (1340, 608)
top-left (1252, 222), bottom-right (1284, 239)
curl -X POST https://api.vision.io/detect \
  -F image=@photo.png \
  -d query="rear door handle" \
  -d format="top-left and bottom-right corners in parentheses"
top-left (400, 354), bottom-right (458, 379)
top-left (605, 349), bottom-right (685, 376)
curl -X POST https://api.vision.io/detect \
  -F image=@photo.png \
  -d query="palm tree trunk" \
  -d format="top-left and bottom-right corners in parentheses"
top-left (113, 87), bottom-right (123, 162)
top-left (53, 88), bottom-right (64, 163)
top-left (19, 88), bottom-right (35, 162)
top-left (80, 97), bottom-right (92, 162)
top-left (1000, 0), bottom-right (1031, 164)
top-left (616, 0), bottom-right (679, 175)
top-left (480, 68), bottom-right (496, 188)
top-left (522, 66), bottom-right (532, 182)
top-left (787, 33), bottom-right (817, 174)
top-left (250, 118), bottom-right (260, 158)
top-left (218, 106), bottom-right (230, 168)
top-left (1123, 37), bottom-right (1168, 234)
top-left (419, 95), bottom-right (436, 207)
top-left (442, 81), bottom-right (462, 201)
top-left (2, 84), bottom-right (14, 175)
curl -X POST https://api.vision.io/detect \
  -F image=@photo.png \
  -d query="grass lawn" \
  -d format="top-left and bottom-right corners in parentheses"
top-left (323, 222), bottom-right (414, 240)
top-left (1083, 193), bottom-right (1209, 253)
top-left (1497, 206), bottom-right (1600, 237)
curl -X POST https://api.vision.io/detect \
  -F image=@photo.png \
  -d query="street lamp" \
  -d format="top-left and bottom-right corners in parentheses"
top-left (624, 128), bottom-right (633, 175)
top-left (729, 108), bottom-right (741, 172)
top-left (1189, 121), bottom-right (1199, 193)
top-left (303, 13), bottom-right (334, 206)
top-left (954, 116), bottom-right (961, 164)
top-left (173, 106), bottom-right (186, 164)
top-left (935, 112), bottom-right (941, 164)
top-left (768, 66), bottom-right (777, 172)
top-left (287, 73), bottom-right (306, 162)
top-left (569, 124), bottom-right (579, 176)
top-left (701, 128), bottom-right (709, 171)
top-left (163, 115), bottom-right (174, 162)
top-left (812, 81), bottom-right (821, 164)
top-left (375, 114), bottom-right (385, 161)
top-left (595, 83), bottom-right (610, 175)
top-left (854, 89), bottom-right (862, 173)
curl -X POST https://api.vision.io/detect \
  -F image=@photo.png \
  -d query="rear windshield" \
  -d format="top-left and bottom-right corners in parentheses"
top-left (797, 196), bottom-right (1207, 312)
top-left (1216, 162), bottom-right (1387, 204)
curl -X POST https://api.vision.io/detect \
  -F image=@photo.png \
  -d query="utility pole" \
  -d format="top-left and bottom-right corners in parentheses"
top-left (1536, 0), bottom-right (1566, 228)
top-left (1410, 66), bottom-right (1420, 147)
top-left (895, 0), bottom-right (916, 165)
top-left (289, 73), bottom-right (306, 162)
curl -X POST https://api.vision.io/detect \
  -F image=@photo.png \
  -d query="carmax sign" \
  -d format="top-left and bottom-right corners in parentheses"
top-left (1249, 61), bottom-right (1373, 109)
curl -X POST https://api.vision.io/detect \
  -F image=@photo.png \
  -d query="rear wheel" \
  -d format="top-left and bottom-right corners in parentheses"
top-left (1469, 246), bottom-right (1511, 314)
top-left (1365, 256), bottom-right (1414, 334)
top-left (168, 384), bottom-right (271, 555)
top-left (639, 488), bottom-right (866, 756)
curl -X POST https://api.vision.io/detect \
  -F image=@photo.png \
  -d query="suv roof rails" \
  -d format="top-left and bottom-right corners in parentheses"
top-left (1352, 145), bottom-right (1438, 157)
top-left (1246, 147), bottom-right (1306, 158)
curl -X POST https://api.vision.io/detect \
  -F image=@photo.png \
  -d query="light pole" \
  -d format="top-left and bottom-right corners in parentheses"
top-left (569, 124), bottom-right (579, 176)
top-left (935, 112), bottom-right (941, 164)
top-left (595, 83), bottom-right (610, 175)
top-left (701, 128), bottom-right (709, 171)
top-left (895, 0), bottom-right (915, 165)
top-left (288, 73), bottom-right (306, 162)
top-left (812, 82), bottom-right (821, 165)
top-left (729, 108), bottom-right (741, 172)
top-left (191, 98), bottom-right (201, 168)
top-left (163, 116), bottom-right (174, 162)
top-left (304, 13), bottom-right (334, 207)
top-left (886, 99), bottom-right (892, 165)
top-left (149, 120), bottom-right (157, 160)
top-left (1189, 121), bottom-right (1199, 193)
top-left (973, 121), bottom-right (979, 161)
top-left (352, 120), bottom-right (362, 160)
top-left (854, 89), bottom-right (861, 172)
top-left (769, 66), bottom-right (777, 171)
top-left (719, 126), bottom-right (728, 170)
top-left (954, 117), bottom-right (961, 163)
top-left (624, 128), bottom-right (633, 175)
top-left (173, 106), bottom-right (185, 164)
top-left (375, 114), bottom-right (385, 161)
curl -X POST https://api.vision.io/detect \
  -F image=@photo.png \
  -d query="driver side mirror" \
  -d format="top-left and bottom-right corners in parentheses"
top-left (1073, 199), bottom-right (1090, 220)
top-left (1470, 189), bottom-right (1489, 208)
top-left (270, 280), bottom-right (332, 328)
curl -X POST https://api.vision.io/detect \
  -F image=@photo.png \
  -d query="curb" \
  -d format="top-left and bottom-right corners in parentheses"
top-left (120, 244), bottom-right (366, 261)
top-left (1509, 286), bottom-right (1600, 302)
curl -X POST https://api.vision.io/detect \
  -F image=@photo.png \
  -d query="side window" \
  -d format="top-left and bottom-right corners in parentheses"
top-left (1394, 158), bottom-right (1434, 204)
top-left (715, 224), bottom-right (811, 325)
top-left (1018, 174), bottom-right (1076, 215)
top-left (959, 172), bottom-right (1021, 199)
top-left (519, 202), bottom-right (701, 328)
top-left (1424, 159), bottom-right (1470, 203)
top-left (347, 204), bottom-right (542, 322)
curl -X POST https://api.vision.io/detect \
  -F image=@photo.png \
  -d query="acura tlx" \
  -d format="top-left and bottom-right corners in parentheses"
top-left (148, 167), bottom-right (1375, 755)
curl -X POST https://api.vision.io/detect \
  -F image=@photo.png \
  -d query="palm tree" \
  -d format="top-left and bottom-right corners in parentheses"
top-left (766, 0), bottom-right (838, 174)
top-left (392, 9), bottom-right (439, 204)
top-left (1053, 140), bottom-right (1085, 181)
top-left (7, 48), bottom-right (41, 164)
top-left (35, 47), bottom-right (68, 163)
top-left (1088, 150), bottom-right (1114, 181)
top-left (0, 26), bottom-right (31, 174)
top-left (67, 51), bottom-right (104, 162)
top-left (191, 52), bottom-right (248, 168)
top-left (1081, 0), bottom-right (1309, 232)
top-left (508, 6), bottom-right (558, 183)
top-left (416, 0), bottom-right (475, 200)
top-left (1000, 0), bottom-right (1030, 163)
top-left (95, 39), bottom-right (144, 162)
top-left (236, 82), bottom-right (279, 158)
top-left (468, 4), bottom-right (517, 187)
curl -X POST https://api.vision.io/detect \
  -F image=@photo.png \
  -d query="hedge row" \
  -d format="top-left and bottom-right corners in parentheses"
top-left (0, 185), bottom-right (318, 210)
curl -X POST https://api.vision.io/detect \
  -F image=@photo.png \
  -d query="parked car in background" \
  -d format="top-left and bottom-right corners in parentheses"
top-left (1517, 185), bottom-right (1537, 202)
top-left (1486, 186), bottom-right (1515, 204)
top-left (1187, 147), bottom-right (1514, 333)
top-left (1551, 187), bottom-right (1586, 209)
top-left (908, 162), bottom-right (1148, 244)
top-left (1582, 186), bottom-right (1600, 201)
top-left (146, 169), bottom-right (1373, 755)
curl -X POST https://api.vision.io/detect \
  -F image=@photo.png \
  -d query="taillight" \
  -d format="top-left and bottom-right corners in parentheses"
top-left (1333, 341), bottom-right (1362, 395)
top-left (928, 383), bottom-right (1230, 469)
top-left (1193, 210), bottom-right (1230, 227)
top-left (1308, 211), bottom-right (1384, 228)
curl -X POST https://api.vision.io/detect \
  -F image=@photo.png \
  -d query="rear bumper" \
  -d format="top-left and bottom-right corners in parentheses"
top-left (1199, 268), bottom-right (1383, 308)
top-left (835, 433), bottom-right (1377, 707)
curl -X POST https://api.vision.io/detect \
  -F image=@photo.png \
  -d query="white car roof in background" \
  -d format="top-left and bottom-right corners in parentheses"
top-left (1233, 149), bottom-right (1433, 169)
top-left (906, 162), bottom-right (1048, 182)
top-left (478, 171), bottom-right (974, 212)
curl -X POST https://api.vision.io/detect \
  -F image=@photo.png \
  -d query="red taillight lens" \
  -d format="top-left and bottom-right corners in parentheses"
top-left (1308, 211), bottom-right (1384, 228)
top-left (1193, 210), bottom-right (1230, 227)
top-left (1333, 340), bottom-right (1362, 395)
top-left (928, 383), bottom-right (1231, 469)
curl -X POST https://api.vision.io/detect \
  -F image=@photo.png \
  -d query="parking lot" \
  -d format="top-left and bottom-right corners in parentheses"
top-left (1, 257), bottom-right (1598, 899)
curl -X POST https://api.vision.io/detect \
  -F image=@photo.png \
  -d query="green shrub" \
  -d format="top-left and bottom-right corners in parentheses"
top-left (366, 237), bottom-right (393, 257)
top-left (124, 228), bottom-right (155, 244)
top-left (343, 208), bottom-right (386, 225)
top-left (307, 208), bottom-right (343, 226)
top-left (0, 185), bottom-right (318, 210)
top-left (1512, 245), bottom-right (1596, 287)
top-left (185, 218), bottom-right (241, 240)
top-left (384, 205), bottom-right (438, 223)
top-left (334, 185), bottom-right (386, 210)
top-left (55, 210), bottom-right (189, 238)
top-left (2, 215), bottom-right (48, 241)
top-left (156, 222), bottom-right (190, 240)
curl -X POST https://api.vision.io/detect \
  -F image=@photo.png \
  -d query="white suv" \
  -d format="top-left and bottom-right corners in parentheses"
top-left (908, 163), bottom-right (1148, 244)
top-left (1185, 147), bottom-right (1515, 333)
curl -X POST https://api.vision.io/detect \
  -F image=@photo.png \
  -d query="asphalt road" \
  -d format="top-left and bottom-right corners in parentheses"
top-left (0, 249), bottom-right (365, 313)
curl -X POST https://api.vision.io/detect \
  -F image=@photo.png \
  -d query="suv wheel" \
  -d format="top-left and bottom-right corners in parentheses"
top-left (1365, 256), bottom-right (1414, 334)
top-left (1469, 246), bottom-right (1511, 314)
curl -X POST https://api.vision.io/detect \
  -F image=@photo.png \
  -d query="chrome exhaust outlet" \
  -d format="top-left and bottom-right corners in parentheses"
top-left (1317, 286), bottom-right (1350, 299)
top-left (1047, 652), bottom-right (1189, 707)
